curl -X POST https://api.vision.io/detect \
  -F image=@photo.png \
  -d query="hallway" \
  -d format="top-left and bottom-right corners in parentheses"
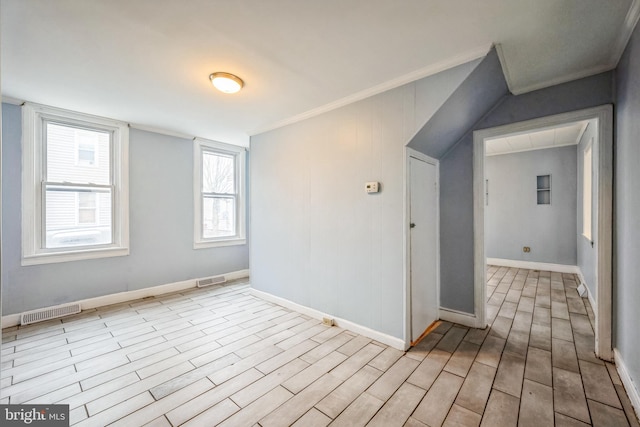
top-left (406, 265), bottom-right (638, 426)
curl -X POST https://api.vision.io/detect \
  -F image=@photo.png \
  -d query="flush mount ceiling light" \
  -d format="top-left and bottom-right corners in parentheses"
top-left (209, 72), bottom-right (244, 94)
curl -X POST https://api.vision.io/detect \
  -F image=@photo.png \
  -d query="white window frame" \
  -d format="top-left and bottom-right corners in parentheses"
top-left (193, 138), bottom-right (246, 249)
top-left (583, 139), bottom-right (593, 241)
top-left (22, 103), bottom-right (129, 265)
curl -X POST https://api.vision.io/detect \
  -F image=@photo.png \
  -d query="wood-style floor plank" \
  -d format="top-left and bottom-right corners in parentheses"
top-left (1, 272), bottom-right (637, 427)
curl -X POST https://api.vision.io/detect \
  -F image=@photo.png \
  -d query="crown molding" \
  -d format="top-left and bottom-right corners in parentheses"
top-left (501, 0), bottom-right (639, 95)
top-left (1, 95), bottom-right (24, 105)
top-left (610, 0), bottom-right (640, 67)
top-left (507, 63), bottom-right (615, 96)
top-left (249, 43), bottom-right (493, 136)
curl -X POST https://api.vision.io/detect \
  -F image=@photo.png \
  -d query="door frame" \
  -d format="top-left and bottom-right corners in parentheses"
top-left (472, 105), bottom-right (613, 360)
top-left (404, 147), bottom-right (440, 349)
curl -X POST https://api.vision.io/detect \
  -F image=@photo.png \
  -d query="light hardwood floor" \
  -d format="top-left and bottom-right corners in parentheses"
top-left (1, 267), bottom-right (638, 426)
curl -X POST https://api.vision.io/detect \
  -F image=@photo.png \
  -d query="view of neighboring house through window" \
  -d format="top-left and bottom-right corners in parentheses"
top-left (77, 192), bottom-right (99, 225)
top-left (76, 138), bottom-right (97, 166)
top-left (203, 151), bottom-right (236, 238)
top-left (22, 103), bottom-right (129, 264)
top-left (194, 139), bottom-right (246, 248)
top-left (45, 123), bottom-right (112, 248)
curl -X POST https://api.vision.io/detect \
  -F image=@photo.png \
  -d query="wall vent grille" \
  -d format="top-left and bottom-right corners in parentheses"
top-left (197, 275), bottom-right (226, 288)
top-left (20, 303), bottom-right (81, 325)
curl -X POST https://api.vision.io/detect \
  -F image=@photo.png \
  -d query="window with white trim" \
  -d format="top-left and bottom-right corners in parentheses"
top-left (22, 103), bottom-right (129, 264)
top-left (194, 139), bottom-right (246, 248)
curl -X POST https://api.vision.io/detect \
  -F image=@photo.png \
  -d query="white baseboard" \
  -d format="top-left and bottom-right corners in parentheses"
top-left (1, 269), bottom-right (250, 328)
top-left (575, 268), bottom-right (586, 289)
top-left (575, 268), bottom-right (597, 312)
top-left (587, 289), bottom-right (597, 318)
top-left (439, 307), bottom-right (480, 328)
top-left (250, 288), bottom-right (407, 351)
top-left (614, 348), bottom-right (640, 421)
top-left (487, 258), bottom-right (580, 274)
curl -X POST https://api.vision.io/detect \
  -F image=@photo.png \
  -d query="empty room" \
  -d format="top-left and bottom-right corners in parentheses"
top-left (1, 1), bottom-right (640, 426)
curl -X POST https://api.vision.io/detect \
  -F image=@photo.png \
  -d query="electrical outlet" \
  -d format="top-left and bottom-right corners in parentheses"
top-left (523, 246), bottom-right (531, 253)
top-left (322, 317), bottom-right (335, 327)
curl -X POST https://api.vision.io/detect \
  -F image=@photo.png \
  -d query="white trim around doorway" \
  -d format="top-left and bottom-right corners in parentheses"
top-left (473, 105), bottom-right (613, 360)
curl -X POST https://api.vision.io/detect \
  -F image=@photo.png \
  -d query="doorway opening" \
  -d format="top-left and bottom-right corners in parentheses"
top-left (472, 105), bottom-right (613, 360)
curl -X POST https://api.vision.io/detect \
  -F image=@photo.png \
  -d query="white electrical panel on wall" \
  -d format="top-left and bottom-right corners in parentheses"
top-left (365, 182), bottom-right (380, 193)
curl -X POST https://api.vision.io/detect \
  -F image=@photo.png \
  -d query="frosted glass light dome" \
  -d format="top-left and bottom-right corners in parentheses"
top-left (209, 72), bottom-right (244, 94)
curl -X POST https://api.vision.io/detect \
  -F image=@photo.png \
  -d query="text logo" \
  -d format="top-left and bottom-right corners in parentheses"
top-left (1, 405), bottom-right (69, 426)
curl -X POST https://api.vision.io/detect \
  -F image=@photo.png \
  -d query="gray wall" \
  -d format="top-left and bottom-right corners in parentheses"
top-left (614, 18), bottom-right (640, 398)
top-left (250, 60), bottom-right (479, 341)
top-left (1, 103), bottom-right (249, 315)
top-left (439, 138), bottom-right (476, 312)
top-left (486, 146), bottom-right (577, 265)
top-left (576, 121), bottom-right (597, 298)
top-left (440, 72), bottom-right (614, 313)
top-left (409, 50), bottom-right (508, 315)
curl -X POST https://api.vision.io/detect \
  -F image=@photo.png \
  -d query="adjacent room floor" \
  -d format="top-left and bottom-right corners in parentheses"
top-left (1, 267), bottom-right (638, 426)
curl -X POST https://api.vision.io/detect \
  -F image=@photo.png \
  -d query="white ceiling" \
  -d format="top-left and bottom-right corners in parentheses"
top-left (486, 121), bottom-right (589, 156)
top-left (1, 0), bottom-right (637, 147)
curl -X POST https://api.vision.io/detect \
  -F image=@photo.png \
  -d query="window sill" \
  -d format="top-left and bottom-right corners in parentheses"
top-left (194, 238), bottom-right (246, 250)
top-left (21, 246), bottom-right (129, 266)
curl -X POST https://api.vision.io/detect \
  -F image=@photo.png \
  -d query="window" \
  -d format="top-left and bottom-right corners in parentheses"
top-left (22, 103), bottom-right (129, 264)
top-left (76, 138), bottom-right (97, 166)
top-left (194, 138), bottom-right (246, 248)
top-left (77, 192), bottom-right (98, 225)
top-left (583, 140), bottom-right (593, 240)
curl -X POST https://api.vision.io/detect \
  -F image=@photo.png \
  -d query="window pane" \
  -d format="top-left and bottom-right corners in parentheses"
top-left (203, 197), bottom-right (236, 238)
top-left (202, 151), bottom-right (235, 194)
top-left (45, 186), bottom-right (112, 248)
top-left (46, 122), bottom-right (110, 185)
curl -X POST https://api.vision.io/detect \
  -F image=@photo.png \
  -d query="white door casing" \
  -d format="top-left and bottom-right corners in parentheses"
top-left (473, 105), bottom-right (613, 360)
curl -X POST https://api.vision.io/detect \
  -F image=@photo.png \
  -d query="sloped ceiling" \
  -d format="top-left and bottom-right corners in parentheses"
top-left (408, 49), bottom-right (508, 159)
top-left (1, 0), bottom-right (637, 146)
